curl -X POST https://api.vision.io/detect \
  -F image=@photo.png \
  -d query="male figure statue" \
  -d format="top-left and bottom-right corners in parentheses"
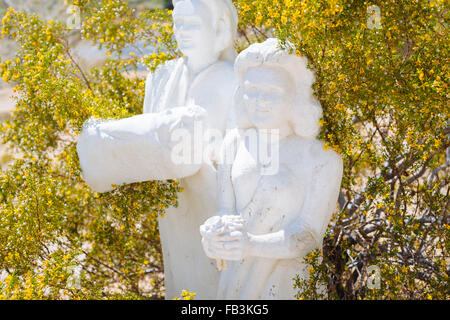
top-left (76, 0), bottom-right (238, 299)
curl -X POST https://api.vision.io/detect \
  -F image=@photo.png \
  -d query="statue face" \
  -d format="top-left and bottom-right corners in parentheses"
top-left (172, 0), bottom-right (219, 60)
top-left (242, 65), bottom-right (295, 130)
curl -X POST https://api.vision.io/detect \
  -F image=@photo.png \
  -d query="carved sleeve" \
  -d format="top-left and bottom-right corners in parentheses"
top-left (216, 131), bottom-right (239, 215)
top-left (143, 71), bottom-right (154, 114)
top-left (284, 150), bottom-right (343, 257)
top-left (76, 106), bottom-right (205, 192)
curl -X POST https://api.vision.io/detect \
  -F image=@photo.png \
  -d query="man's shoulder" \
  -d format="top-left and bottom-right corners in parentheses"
top-left (145, 57), bottom-right (184, 84)
top-left (203, 60), bottom-right (236, 94)
top-left (209, 60), bottom-right (235, 79)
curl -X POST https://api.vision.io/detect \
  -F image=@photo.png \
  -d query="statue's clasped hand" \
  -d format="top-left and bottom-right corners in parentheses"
top-left (200, 215), bottom-right (250, 270)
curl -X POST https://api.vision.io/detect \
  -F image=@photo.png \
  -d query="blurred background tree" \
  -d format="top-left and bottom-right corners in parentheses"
top-left (0, 0), bottom-right (448, 299)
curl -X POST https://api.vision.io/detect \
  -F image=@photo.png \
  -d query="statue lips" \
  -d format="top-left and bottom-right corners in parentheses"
top-left (254, 105), bottom-right (271, 113)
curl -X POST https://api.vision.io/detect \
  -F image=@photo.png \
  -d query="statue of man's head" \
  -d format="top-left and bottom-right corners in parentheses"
top-left (172, 0), bottom-right (238, 63)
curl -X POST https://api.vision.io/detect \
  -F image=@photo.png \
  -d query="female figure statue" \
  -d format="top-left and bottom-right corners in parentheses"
top-left (200, 39), bottom-right (343, 299)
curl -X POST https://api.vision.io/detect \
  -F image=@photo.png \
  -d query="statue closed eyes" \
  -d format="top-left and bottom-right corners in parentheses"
top-left (200, 39), bottom-right (344, 299)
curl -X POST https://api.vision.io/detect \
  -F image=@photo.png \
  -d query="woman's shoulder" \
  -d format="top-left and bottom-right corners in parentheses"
top-left (284, 136), bottom-right (343, 173)
top-left (310, 139), bottom-right (342, 165)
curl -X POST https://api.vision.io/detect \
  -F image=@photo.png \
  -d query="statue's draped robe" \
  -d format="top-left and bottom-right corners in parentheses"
top-left (77, 57), bottom-right (236, 299)
top-left (217, 133), bottom-right (342, 299)
top-left (143, 57), bottom-right (235, 299)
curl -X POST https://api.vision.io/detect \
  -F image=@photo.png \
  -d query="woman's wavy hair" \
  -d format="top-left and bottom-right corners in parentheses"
top-left (233, 38), bottom-right (323, 138)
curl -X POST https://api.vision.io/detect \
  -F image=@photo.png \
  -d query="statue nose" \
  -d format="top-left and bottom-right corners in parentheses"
top-left (254, 94), bottom-right (268, 106)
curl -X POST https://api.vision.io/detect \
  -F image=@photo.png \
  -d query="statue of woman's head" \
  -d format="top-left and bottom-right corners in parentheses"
top-left (233, 38), bottom-right (323, 138)
top-left (172, 0), bottom-right (238, 62)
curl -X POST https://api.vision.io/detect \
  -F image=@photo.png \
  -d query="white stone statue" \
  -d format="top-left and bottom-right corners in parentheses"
top-left (200, 39), bottom-right (344, 299)
top-left (76, 0), bottom-right (238, 299)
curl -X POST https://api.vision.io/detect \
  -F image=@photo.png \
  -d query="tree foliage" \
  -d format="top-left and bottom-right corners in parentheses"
top-left (234, 0), bottom-right (449, 299)
top-left (0, 0), bottom-right (448, 299)
top-left (0, 0), bottom-right (180, 299)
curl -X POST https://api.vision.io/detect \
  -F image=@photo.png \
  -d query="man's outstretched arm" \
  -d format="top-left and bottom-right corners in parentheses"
top-left (76, 105), bottom-right (205, 193)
